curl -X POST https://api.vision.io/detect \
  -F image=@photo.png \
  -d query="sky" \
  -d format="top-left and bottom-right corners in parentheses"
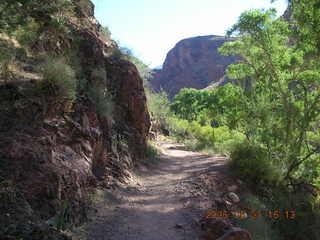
top-left (91, 0), bottom-right (288, 68)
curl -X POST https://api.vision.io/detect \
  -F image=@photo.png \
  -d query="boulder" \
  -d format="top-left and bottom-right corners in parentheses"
top-left (201, 219), bottom-right (232, 240)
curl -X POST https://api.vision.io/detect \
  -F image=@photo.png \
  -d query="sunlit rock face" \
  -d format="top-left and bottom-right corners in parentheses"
top-left (150, 35), bottom-right (237, 97)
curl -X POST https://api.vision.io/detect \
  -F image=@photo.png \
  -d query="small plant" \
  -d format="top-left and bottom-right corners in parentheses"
top-left (88, 85), bottom-right (113, 119)
top-left (213, 127), bottom-right (246, 153)
top-left (87, 68), bottom-right (113, 118)
top-left (231, 142), bottom-right (282, 185)
top-left (13, 18), bottom-right (40, 47)
top-left (91, 67), bottom-right (107, 83)
top-left (0, 39), bottom-right (16, 82)
top-left (100, 26), bottom-right (111, 42)
top-left (0, 54), bottom-right (12, 82)
top-left (46, 200), bottom-right (72, 231)
top-left (167, 117), bottom-right (189, 140)
top-left (38, 57), bottom-right (77, 101)
top-left (147, 90), bottom-right (172, 134)
top-left (145, 141), bottom-right (159, 162)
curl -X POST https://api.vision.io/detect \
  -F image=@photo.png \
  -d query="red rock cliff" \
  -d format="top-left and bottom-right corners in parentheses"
top-left (150, 35), bottom-right (237, 97)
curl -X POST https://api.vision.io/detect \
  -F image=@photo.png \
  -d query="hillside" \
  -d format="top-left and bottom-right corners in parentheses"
top-left (0, 0), bottom-right (150, 238)
top-left (150, 35), bottom-right (237, 97)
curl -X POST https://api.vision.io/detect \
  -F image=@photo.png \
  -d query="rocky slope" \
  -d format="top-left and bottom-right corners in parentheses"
top-left (0, 0), bottom-right (150, 239)
top-left (150, 35), bottom-right (237, 97)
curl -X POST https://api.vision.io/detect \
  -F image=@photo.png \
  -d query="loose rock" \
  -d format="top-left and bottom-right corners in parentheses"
top-left (226, 192), bottom-right (240, 203)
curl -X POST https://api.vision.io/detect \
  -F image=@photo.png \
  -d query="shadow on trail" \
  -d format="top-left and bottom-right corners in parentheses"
top-left (77, 142), bottom-right (229, 240)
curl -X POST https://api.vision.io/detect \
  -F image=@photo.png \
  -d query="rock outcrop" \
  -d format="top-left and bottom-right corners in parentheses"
top-left (0, 0), bottom-right (150, 239)
top-left (150, 35), bottom-right (237, 97)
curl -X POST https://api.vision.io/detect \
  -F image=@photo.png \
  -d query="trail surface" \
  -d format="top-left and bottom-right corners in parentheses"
top-left (72, 141), bottom-right (231, 240)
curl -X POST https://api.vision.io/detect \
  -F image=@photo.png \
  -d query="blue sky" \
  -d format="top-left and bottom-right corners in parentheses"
top-left (91, 0), bottom-right (287, 68)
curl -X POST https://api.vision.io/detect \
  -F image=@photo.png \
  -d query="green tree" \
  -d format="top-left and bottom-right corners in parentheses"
top-left (209, 83), bottom-right (243, 129)
top-left (290, 0), bottom-right (320, 57)
top-left (219, 8), bottom-right (320, 183)
top-left (147, 89), bottom-right (172, 131)
top-left (171, 88), bottom-right (208, 121)
top-left (171, 84), bottom-right (242, 128)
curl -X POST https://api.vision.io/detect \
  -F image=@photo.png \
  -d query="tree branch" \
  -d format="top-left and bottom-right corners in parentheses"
top-left (285, 146), bottom-right (320, 180)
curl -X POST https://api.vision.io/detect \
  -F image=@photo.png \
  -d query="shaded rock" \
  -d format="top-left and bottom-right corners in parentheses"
top-left (0, 182), bottom-right (71, 240)
top-left (0, 130), bottom-right (95, 224)
top-left (217, 227), bottom-right (252, 240)
top-left (213, 197), bottom-right (227, 209)
top-left (105, 59), bottom-right (151, 158)
top-left (201, 219), bottom-right (232, 240)
top-left (201, 218), bottom-right (251, 240)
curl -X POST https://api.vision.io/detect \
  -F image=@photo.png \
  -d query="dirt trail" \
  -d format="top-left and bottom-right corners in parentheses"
top-left (72, 141), bottom-right (230, 240)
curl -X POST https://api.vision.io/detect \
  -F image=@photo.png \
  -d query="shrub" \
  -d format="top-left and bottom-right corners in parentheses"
top-left (100, 26), bottom-right (111, 42)
top-left (13, 18), bottom-right (40, 47)
top-left (306, 131), bottom-right (320, 147)
top-left (91, 67), bottom-right (107, 83)
top-left (231, 142), bottom-right (282, 185)
top-left (88, 86), bottom-right (113, 119)
top-left (38, 58), bottom-right (77, 101)
top-left (0, 50), bottom-right (13, 81)
top-left (191, 124), bottom-right (215, 147)
top-left (214, 127), bottom-right (246, 153)
top-left (167, 117), bottom-right (189, 140)
top-left (147, 90), bottom-right (172, 133)
top-left (0, 37), bottom-right (17, 81)
top-left (183, 139), bottom-right (200, 151)
top-left (110, 46), bottom-right (134, 61)
top-left (145, 141), bottom-right (159, 161)
top-left (298, 154), bottom-right (320, 187)
top-left (183, 124), bottom-right (245, 153)
top-left (233, 194), bottom-right (282, 240)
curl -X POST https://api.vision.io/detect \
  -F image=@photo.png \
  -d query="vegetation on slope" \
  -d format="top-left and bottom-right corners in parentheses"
top-left (0, 0), bottom-right (151, 239)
